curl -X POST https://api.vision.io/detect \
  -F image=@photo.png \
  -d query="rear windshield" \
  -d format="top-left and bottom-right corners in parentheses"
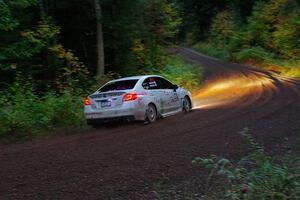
top-left (98, 79), bottom-right (138, 92)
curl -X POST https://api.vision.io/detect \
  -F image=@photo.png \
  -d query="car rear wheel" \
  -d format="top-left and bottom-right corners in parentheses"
top-left (183, 96), bottom-right (191, 113)
top-left (90, 122), bottom-right (103, 128)
top-left (145, 104), bottom-right (157, 123)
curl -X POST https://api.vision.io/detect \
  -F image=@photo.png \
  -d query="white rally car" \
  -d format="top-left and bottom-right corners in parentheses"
top-left (84, 75), bottom-right (192, 126)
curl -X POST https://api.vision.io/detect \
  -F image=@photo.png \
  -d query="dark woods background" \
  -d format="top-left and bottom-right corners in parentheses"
top-left (0, 0), bottom-right (182, 92)
top-left (0, 0), bottom-right (299, 138)
top-left (2, 0), bottom-right (299, 92)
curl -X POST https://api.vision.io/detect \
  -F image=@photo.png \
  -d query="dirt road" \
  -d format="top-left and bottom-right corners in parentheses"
top-left (1, 48), bottom-right (300, 199)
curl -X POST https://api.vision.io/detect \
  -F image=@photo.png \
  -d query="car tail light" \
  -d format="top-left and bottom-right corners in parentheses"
top-left (123, 93), bottom-right (137, 101)
top-left (84, 97), bottom-right (91, 106)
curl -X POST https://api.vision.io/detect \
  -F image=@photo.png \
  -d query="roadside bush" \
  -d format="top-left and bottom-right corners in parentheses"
top-left (191, 0), bottom-right (300, 78)
top-left (284, 65), bottom-right (300, 77)
top-left (193, 128), bottom-right (300, 200)
top-left (232, 46), bottom-right (276, 63)
top-left (0, 81), bottom-right (85, 141)
top-left (193, 42), bottom-right (231, 61)
top-left (148, 55), bottom-right (203, 92)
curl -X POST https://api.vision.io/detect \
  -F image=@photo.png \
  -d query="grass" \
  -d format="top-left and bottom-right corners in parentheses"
top-left (149, 55), bottom-right (203, 92)
top-left (193, 42), bottom-right (300, 78)
top-left (155, 128), bottom-right (300, 200)
top-left (193, 42), bottom-right (231, 61)
top-left (0, 81), bottom-right (87, 142)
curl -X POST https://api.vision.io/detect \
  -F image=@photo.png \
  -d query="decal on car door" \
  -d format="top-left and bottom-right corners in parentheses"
top-left (170, 92), bottom-right (179, 102)
top-left (160, 98), bottom-right (165, 113)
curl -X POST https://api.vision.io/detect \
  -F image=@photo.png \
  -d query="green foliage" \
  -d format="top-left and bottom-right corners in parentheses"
top-left (193, 42), bottom-right (231, 61)
top-left (0, 1), bottom-right (18, 31)
top-left (0, 79), bottom-right (85, 141)
top-left (0, 0), bottom-right (192, 142)
top-left (122, 51), bottom-right (203, 92)
top-left (0, 0), bottom-right (183, 88)
top-left (174, 0), bottom-right (232, 40)
top-left (0, 0), bottom-right (38, 31)
top-left (0, 0), bottom-right (92, 91)
top-left (191, 0), bottom-right (300, 78)
top-left (191, 10), bottom-right (236, 61)
top-left (210, 11), bottom-right (236, 48)
top-left (127, 39), bottom-right (167, 74)
top-left (283, 65), bottom-right (300, 77)
top-left (141, 55), bottom-right (202, 92)
top-left (145, 0), bottom-right (182, 44)
top-left (237, 0), bottom-right (300, 58)
top-left (232, 46), bottom-right (276, 63)
top-left (124, 0), bottom-right (182, 72)
top-left (85, 0), bottom-right (182, 75)
top-left (0, 21), bottom-right (60, 68)
top-left (88, 72), bottom-right (122, 93)
top-left (0, 18), bottom-right (90, 91)
top-left (273, 13), bottom-right (300, 59)
top-left (193, 128), bottom-right (300, 200)
top-left (156, 56), bottom-right (202, 91)
top-left (48, 44), bottom-right (89, 92)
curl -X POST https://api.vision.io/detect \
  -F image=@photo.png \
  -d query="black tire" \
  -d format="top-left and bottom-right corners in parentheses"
top-left (91, 123), bottom-right (101, 128)
top-left (182, 96), bottom-right (191, 113)
top-left (87, 120), bottom-right (103, 128)
top-left (145, 104), bottom-right (157, 123)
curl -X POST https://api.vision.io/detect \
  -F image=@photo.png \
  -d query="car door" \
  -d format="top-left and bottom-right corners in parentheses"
top-left (157, 77), bottom-right (181, 112)
top-left (142, 77), bottom-right (168, 114)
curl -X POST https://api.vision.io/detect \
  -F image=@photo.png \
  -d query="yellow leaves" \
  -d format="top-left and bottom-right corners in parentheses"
top-left (20, 21), bottom-right (60, 42)
top-left (146, 0), bottom-right (181, 42)
top-left (65, 52), bottom-right (76, 61)
top-left (10, 63), bottom-right (17, 69)
top-left (210, 10), bottom-right (236, 48)
top-left (131, 38), bottom-right (148, 66)
top-left (37, 24), bottom-right (50, 34)
top-left (258, 0), bottom-right (291, 24)
top-left (48, 44), bottom-right (89, 91)
top-left (132, 39), bottom-right (145, 53)
top-left (272, 12), bottom-right (300, 59)
top-left (49, 44), bottom-right (84, 71)
top-left (37, 22), bottom-right (60, 38)
top-left (20, 31), bottom-right (29, 37)
top-left (48, 44), bottom-right (61, 52)
top-left (212, 11), bottom-right (234, 35)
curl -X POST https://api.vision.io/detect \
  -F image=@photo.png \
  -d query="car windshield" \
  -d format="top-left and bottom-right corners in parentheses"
top-left (98, 79), bottom-right (138, 92)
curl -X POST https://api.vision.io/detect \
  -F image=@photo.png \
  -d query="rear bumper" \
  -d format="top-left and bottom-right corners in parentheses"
top-left (84, 103), bottom-right (146, 121)
top-left (86, 115), bottom-right (135, 124)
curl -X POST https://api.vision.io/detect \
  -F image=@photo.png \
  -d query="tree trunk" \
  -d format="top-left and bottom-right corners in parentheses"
top-left (94, 0), bottom-right (105, 77)
top-left (111, 0), bottom-right (119, 69)
top-left (39, 0), bottom-right (46, 20)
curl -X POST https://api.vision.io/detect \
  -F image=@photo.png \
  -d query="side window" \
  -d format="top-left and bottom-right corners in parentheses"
top-left (142, 79), bottom-right (149, 90)
top-left (157, 77), bottom-right (174, 89)
top-left (142, 77), bottom-right (160, 90)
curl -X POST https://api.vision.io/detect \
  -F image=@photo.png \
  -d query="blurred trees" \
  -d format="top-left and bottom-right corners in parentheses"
top-left (1, 0), bottom-right (299, 91)
top-left (172, 0), bottom-right (262, 41)
top-left (0, 0), bottom-right (181, 91)
top-left (2, 0), bottom-right (299, 138)
top-left (0, 0), bottom-right (89, 91)
top-left (231, 0), bottom-right (300, 61)
top-left (180, 0), bottom-right (300, 67)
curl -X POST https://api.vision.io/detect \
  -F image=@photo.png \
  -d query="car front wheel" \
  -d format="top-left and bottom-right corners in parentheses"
top-left (182, 96), bottom-right (191, 113)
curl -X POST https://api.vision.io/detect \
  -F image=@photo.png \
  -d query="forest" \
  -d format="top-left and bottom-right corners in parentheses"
top-left (0, 0), bottom-right (299, 140)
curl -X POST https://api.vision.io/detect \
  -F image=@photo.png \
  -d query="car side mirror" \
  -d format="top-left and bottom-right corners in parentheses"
top-left (172, 84), bottom-right (178, 91)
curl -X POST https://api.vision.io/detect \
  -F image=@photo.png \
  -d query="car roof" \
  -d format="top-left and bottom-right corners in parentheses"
top-left (110, 75), bottom-right (163, 82)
